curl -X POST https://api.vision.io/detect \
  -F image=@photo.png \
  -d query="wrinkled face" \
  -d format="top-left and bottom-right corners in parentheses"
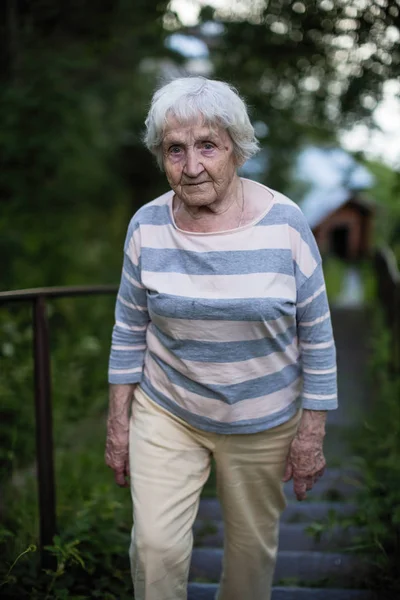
top-left (161, 115), bottom-right (238, 207)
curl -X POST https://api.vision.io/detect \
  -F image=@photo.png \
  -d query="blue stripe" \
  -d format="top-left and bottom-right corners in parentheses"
top-left (295, 265), bottom-right (308, 289)
top-left (136, 204), bottom-right (171, 226)
top-left (151, 322), bottom-right (297, 363)
top-left (147, 294), bottom-right (296, 321)
top-left (122, 252), bottom-right (141, 283)
top-left (109, 350), bottom-right (144, 370)
top-left (303, 371), bottom-right (337, 396)
top-left (297, 292), bottom-right (330, 324)
top-left (150, 352), bottom-right (301, 402)
top-left (108, 370), bottom-right (143, 385)
top-left (297, 266), bottom-right (325, 305)
top-left (298, 317), bottom-right (333, 344)
top-left (302, 397), bottom-right (338, 410)
top-left (111, 323), bottom-right (147, 346)
top-left (301, 348), bottom-right (336, 370)
top-left (141, 248), bottom-right (294, 276)
top-left (115, 302), bottom-right (149, 326)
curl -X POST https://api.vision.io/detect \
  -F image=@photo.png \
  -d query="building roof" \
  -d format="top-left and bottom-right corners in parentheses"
top-left (300, 186), bottom-right (375, 229)
top-left (298, 147), bottom-right (375, 229)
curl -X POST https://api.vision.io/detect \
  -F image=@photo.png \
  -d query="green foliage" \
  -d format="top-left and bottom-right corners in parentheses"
top-left (0, 4), bottom-right (175, 597)
top-left (1, 1), bottom-right (399, 596)
top-left (321, 256), bottom-right (346, 302)
top-left (0, 414), bottom-right (133, 599)
top-left (200, 0), bottom-right (400, 189)
top-left (362, 159), bottom-right (400, 262)
top-left (0, 308), bottom-right (35, 478)
top-left (0, 294), bottom-right (116, 479)
top-left (0, 0), bottom-right (170, 289)
top-left (333, 306), bottom-right (400, 595)
top-left (0, 0), bottom-right (172, 482)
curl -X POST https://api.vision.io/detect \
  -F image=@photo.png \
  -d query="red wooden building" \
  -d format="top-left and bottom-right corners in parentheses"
top-left (302, 188), bottom-right (375, 261)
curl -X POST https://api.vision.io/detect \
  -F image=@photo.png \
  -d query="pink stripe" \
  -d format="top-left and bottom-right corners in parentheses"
top-left (116, 320), bottom-right (147, 332)
top-left (109, 367), bottom-right (142, 375)
top-left (122, 269), bottom-right (144, 289)
top-left (300, 340), bottom-right (334, 350)
top-left (118, 295), bottom-right (147, 312)
top-left (273, 191), bottom-right (302, 209)
top-left (126, 228), bottom-right (141, 266)
top-left (303, 367), bottom-right (337, 375)
top-left (139, 222), bottom-right (294, 253)
top-left (297, 284), bottom-right (325, 308)
top-left (112, 344), bottom-right (147, 351)
top-left (300, 312), bottom-right (330, 327)
top-left (142, 271), bottom-right (296, 300)
top-left (303, 392), bottom-right (337, 400)
top-left (289, 226), bottom-right (318, 278)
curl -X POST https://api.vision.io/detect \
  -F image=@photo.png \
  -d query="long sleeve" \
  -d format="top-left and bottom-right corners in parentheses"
top-left (108, 219), bottom-right (150, 384)
top-left (296, 262), bottom-right (338, 410)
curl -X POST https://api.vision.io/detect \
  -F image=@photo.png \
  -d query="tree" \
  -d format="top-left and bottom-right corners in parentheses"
top-left (199, 0), bottom-right (400, 189)
top-left (0, 0), bottom-right (173, 288)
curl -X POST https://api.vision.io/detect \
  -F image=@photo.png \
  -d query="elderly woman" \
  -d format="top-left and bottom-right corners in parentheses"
top-left (105, 77), bottom-right (337, 600)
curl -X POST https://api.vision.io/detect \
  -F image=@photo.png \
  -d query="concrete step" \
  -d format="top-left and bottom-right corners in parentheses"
top-left (194, 521), bottom-right (363, 552)
top-left (188, 583), bottom-right (376, 600)
top-left (189, 549), bottom-right (368, 586)
top-left (197, 498), bottom-right (356, 523)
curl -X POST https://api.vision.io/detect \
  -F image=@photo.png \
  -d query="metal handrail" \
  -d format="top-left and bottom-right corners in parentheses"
top-left (0, 285), bottom-right (118, 568)
top-left (0, 284), bottom-right (118, 302)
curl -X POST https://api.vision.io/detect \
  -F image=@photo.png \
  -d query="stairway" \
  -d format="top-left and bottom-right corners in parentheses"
top-left (187, 307), bottom-right (376, 599)
top-left (187, 466), bottom-right (373, 599)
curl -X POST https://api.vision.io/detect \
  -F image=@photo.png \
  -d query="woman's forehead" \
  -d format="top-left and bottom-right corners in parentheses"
top-left (163, 115), bottom-right (227, 143)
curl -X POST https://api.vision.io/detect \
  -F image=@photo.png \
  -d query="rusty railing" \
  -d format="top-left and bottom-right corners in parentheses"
top-left (0, 285), bottom-right (118, 568)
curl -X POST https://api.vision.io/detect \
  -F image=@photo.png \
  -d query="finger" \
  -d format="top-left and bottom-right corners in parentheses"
top-left (114, 469), bottom-right (128, 487)
top-left (294, 479), bottom-right (308, 501)
top-left (282, 460), bottom-right (293, 482)
top-left (313, 470), bottom-right (324, 484)
top-left (305, 478), bottom-right (314, 491)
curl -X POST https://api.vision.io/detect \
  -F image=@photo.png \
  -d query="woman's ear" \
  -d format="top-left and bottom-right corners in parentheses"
top-left (234, 154), bottom-right (246, 168)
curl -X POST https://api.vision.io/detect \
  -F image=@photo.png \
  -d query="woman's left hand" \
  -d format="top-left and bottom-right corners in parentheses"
top-left (282, 409), bottom-right (327, 501)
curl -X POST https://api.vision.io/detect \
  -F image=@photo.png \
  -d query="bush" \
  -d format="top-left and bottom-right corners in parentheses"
top-left (0, 412), bottom-right (133, 599)
top-left (342, 306), bottom-right (400, 597)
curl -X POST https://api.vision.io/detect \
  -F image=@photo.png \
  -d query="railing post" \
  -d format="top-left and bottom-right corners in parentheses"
top-left (32, 295), bottom-right (57, 569)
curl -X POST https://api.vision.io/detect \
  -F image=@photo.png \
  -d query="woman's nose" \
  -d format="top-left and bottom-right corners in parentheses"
top-left (183, 149), bottom-right (203, 177)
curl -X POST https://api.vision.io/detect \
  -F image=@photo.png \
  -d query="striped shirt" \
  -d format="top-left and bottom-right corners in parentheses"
top-left (108, 180), bottom-right (337, 434)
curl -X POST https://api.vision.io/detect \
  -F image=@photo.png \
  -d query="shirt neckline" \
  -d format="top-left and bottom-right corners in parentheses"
top-left (167, 178), bottom-right (276, 237)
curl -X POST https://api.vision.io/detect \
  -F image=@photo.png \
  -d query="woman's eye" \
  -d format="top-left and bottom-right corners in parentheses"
top-left (203, 143), bottom-right (214, 150)
top-left (169, 146), bottom-right (182, 154)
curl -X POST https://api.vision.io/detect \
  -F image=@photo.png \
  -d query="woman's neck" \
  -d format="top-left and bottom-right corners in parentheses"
top-left (174, 176), bottom-right (244, 232)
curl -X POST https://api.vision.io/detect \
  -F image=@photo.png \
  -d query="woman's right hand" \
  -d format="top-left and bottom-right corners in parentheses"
top-left (105, 419), bottom-right (130, 487)
top-left (105, 383), bottom-right (136, 487)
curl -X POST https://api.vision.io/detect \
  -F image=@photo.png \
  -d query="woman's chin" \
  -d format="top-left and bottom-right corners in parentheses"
top-left (180, 192), bottom-right (216, 207)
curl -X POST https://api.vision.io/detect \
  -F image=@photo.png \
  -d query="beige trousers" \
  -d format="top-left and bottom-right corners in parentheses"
top-left (129, 387), bottom-right (301, 600)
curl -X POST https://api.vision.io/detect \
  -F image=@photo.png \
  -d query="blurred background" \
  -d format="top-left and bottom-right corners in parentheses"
top-left (0, 1), bottom-right (399, 598)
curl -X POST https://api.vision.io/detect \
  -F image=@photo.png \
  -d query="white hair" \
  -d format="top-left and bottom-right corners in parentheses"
top-left (144, 77), bottom-right (260, 168)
